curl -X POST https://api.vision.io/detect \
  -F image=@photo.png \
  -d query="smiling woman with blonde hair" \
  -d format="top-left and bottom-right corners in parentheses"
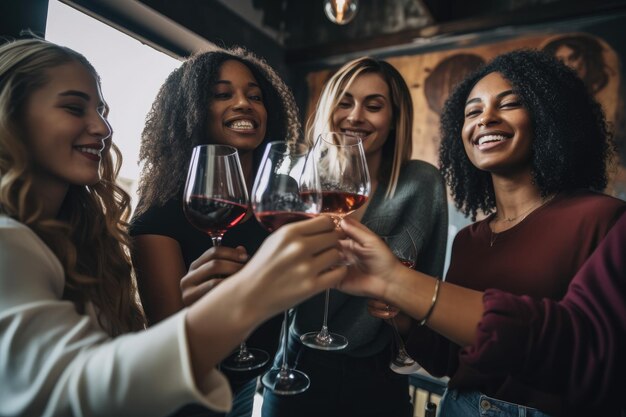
top-left (263, 56), bottom-right (448, 417)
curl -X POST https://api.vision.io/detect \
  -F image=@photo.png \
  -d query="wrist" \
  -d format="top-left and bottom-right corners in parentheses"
top-left (381, 258), bottom-right (408, 305)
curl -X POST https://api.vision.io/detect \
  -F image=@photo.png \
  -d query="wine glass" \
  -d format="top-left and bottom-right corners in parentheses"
top-left (183, 144), bottom-right (269, 372)
top-left (251, 141), bottom-right (321, 395)
top-left (300, 132), bottom-right (370, 351)
top-left (377, 229), bottom-right (421, 374)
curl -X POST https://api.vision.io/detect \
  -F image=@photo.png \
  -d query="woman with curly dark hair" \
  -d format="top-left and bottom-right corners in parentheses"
top-left (340, 49), bottom-right (625, 417)
top-left (129, 48), bottom-right (301, 417)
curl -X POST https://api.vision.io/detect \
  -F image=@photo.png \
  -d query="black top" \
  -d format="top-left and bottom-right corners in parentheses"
top-left (130, 191), bottom-right (282, 385)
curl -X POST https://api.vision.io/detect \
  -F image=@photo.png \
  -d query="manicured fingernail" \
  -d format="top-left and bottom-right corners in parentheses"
top-left (239, 253), bottom-right (248, 261)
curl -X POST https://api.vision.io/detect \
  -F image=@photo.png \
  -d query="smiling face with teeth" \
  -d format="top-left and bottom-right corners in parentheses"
top-left (331, 72), bottom-right (393, 157)
top-left (462, 71), bottom-right (533, 175)
top-left (22, 61), bottom-right (111, 196)
top-left (205, 59), bottom-right (267, 154)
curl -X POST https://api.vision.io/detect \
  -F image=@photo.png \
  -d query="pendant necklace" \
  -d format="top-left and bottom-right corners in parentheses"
top-left (489, 231), bottom-right (498, 247)
top-left (489, 195), bottom-right (556, 247)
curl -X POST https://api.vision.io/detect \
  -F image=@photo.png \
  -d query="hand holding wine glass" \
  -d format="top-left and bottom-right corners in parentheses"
top-left (183, 144), bottom-right (269, 372)
top-left (251, 141), bottom-right (323, 395)
top-left (180, 245), bottom-right (248, 306)
top-left (300, 132), bottom-right (370, 351)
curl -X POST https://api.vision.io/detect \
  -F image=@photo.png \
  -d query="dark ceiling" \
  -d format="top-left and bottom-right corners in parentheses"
top-left (134, 0), bottom-right (626, 62)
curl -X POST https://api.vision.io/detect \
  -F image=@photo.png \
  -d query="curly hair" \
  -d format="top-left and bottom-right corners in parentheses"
top-left (135, 47), bottom-right (301, 215)
top-left (306, 57), bottom-right (413, 199)
top-left (439, 49), bottom-right (614, 221)
top-left (0, 38), bottom-right (145, 335)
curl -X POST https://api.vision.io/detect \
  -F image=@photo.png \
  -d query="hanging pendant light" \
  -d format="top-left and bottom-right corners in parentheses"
top-left (324, 0), bottom-right (359, 25)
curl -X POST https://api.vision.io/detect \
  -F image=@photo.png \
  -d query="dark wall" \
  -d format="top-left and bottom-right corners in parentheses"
top-left (137, 0), bottom-right (289, 81)
top-left (0, 0), bottom-right (49, 42)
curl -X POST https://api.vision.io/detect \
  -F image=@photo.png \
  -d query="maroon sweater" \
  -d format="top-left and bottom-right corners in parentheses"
top-left (406, 191), bottom-right (625, 416)
top-left (465, 211), bottom-right (626, 416)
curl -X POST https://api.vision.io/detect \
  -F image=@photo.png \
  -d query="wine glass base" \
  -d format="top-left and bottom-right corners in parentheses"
top-left (300, 331), bottom-right (348, 351)
top-left (220, 348), bottom-right (269, 372)
top-left (261, 368), bottom-right (310, 395)
top-left (390, 360), bottom-right (421, 375)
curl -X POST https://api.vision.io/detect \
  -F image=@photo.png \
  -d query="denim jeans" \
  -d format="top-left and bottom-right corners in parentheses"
top-left (438, 389), bottom-right (554, 417)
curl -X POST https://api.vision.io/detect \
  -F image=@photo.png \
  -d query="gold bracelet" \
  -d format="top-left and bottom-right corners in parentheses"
top-left (418, 279), bottom-right (441, 326)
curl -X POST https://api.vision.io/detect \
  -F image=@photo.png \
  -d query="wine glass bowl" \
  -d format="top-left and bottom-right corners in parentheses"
top-left (300, 132), bottom-right (370, 351)
top-left (184, 144), bottom-right (269, 372)
top-left (252, 142), bottom-right (320, 231)
top-left (251, 141), bottom-right (321, 395)
top-left (315, 132), bottom-right (370, 224)
top-left (184, 144), bottom-right (249, 246)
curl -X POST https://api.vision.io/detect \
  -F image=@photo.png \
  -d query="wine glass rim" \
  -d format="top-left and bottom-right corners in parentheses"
top-left (318, 132), bottom-right (363, 147)
top-left (193, 144), bottom-right (238, 156)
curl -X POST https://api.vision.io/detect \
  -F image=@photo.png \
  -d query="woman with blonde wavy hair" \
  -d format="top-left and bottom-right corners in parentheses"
top-left (263, 57), bottom-right (449, 417)
top-left (0, 37), bottom-right (346, 417)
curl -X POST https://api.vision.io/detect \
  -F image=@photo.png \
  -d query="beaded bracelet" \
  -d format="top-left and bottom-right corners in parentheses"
top-left (417, 279), bottom-right (441, 326)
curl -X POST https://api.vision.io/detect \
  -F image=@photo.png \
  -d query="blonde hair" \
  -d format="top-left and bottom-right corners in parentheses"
top-left (306, 57), bottom-right (413, 198)
top-left (0, 38), bottom-right (145, 336)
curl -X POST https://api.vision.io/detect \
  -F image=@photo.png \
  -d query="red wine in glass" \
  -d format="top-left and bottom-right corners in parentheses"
top-left (184, 195), bottom-right (248, 236)
top-left (256, 211), bottom-right (316, 232)
top-left (399, 258), bottom-right (415, 269)
top-left (319, 191), bottom-right (368, 217)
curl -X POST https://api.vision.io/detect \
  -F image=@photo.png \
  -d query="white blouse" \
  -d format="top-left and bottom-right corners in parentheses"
top-left (0, 216), bottom-right (232, 416)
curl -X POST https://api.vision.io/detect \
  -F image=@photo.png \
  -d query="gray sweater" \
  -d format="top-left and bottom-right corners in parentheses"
top-left (291, 159), bottom-right (449, 357)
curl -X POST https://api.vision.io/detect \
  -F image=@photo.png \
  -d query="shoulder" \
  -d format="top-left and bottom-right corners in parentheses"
top-left (130, 193), bottom-right (185, 237)
top-left (455, 215), bottom-right (490, 239)
top-left (399, 160), bottom-right (443, 183)
top-left (0, 217), bottom-right (62, 270)
top-left (549, 190), bottom-right (625, 219)
top-left (0, 216), bottom-right (65, 303)
top-left (394, 160), bottom-right (445, 197)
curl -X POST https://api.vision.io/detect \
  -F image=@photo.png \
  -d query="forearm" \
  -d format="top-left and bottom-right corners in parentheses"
top-left (385, 267), bottom-right (484, 346)
top-left (185, 273), bottom-right (263, 387)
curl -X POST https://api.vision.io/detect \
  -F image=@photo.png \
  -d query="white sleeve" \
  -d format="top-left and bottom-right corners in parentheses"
top-left (0, 219), bottom-right (232, 417)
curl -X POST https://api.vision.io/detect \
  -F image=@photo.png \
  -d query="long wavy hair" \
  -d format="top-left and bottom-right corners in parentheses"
top-left (306, 57), bottom-right (413, 199)
top-left (0, 38), bottom-right (145, 336)
top-left (134, 47), bottom-right (301, 215)
top-left (439, 49), bottom-right (614, 221)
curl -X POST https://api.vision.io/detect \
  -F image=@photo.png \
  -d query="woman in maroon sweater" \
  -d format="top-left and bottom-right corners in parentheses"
top-left (341, 49), bottom-right (625, 417)
top-left (339, 211), bottom-right (626, 416)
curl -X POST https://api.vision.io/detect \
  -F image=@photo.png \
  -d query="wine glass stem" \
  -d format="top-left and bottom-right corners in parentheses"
top-left (211, 235), bottom-right (223, 247)
top-left (279, 310), bottom-right (289, 373)
top-left (212, 234), bottom-right (252, 359)
top-left (237, 340), bottom-right (254, 362)
top-left (389, 317), bottom-right (408, 355)
top-left (319, 289), bottom-right (331, 336)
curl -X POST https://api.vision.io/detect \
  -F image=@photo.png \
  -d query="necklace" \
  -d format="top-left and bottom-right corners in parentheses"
top-left (489, 231), bottom-right (498, 247)
top-left (489, 194), bottom-right (556, 247)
